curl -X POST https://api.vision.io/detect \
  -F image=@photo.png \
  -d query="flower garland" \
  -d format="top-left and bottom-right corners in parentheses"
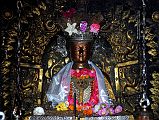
top-left (68, 68), bottom-right (98, 115)
top-left (54, 68), bottom-right (123, 116)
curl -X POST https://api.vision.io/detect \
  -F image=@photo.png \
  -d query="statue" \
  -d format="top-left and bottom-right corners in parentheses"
top-left (46, 21), bottom-right (122, 116)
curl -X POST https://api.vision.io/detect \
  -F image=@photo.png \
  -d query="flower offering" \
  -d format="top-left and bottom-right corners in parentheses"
top-left (54, 68), bottom-right (123, 116)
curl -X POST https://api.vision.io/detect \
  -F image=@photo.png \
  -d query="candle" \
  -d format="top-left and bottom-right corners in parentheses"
top-left (74, 92), bottom-right (76, 117)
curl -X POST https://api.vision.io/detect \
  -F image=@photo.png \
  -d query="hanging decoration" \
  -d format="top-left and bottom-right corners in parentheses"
top-left (139, 0), bottom-right (150, 111)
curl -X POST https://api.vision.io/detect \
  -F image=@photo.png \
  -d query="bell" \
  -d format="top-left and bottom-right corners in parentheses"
top-left (138, 93), bottom-right (153, 120)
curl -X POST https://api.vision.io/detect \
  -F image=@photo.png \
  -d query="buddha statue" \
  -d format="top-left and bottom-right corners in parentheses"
top-left (68, 34), bottom-right (95, 104)
top-left (46, 33), bottom-right (117, 116)
top-left (69, 34), bottom-right (93, 69)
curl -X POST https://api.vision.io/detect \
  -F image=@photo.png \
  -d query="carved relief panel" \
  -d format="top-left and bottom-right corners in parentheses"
top-left (1, 0), bottom-right (159, 119)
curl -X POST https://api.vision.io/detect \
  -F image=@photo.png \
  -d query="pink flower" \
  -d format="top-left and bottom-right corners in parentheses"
top-left (97, 109), bottom-right (103, 116)
top-left (68, 96), bottom-right (74, 105)
top-left (104, 103), bottom-right (110, 108)
top-left (97, 108), bottom-right (108, 116)
top-left (109, 107), bottom-right (115, 115)
top-left (114, 105), bottom-right (122, 114)
top-left (90, 23), bottom-right (100, 33)
top-left (70, 69), bottom-right (76, 77)
top-left (89, 70), bottom-right (96, 78)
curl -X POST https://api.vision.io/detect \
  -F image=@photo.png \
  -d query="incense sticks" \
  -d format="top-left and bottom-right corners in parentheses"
top-left (73, 92), bottom-right (76, 117)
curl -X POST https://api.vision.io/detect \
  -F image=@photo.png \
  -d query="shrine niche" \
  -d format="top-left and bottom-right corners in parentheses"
top-left (0, 0), bottom-right (159, 120)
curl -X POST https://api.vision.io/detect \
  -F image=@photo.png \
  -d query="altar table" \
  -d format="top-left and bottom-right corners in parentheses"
top-left (30, 115), bottom-right (134, 120)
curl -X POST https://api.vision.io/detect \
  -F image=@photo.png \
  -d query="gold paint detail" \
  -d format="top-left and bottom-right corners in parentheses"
top-left (129, 115), bottom-right (135, 120)
top-left (38, 99), bottom-right (41, 105)
top-left (38, 69), bottom-right (43, 92)
top-left (148, 49), bottom-right (158, 56)
top-left (150, 72), bottom-right (159, 117)
top-left (24, 116), bottom-right (31, 120)
top-left (1, 2), bottom-right (145, 116)
top-left (152, 11), bottom-right (159, 22)
top-left (146, 41), bottom-right (158, 48)
top-left (115, 67), bottom-right (120, 93)
top-left (39, 2), bottom-right (46, 10)
top-left (104, 77), bottom-right (115, 100)
top-left (33, 8), bottom-right (40, 16)
top-left (45, 20), bottom-right (56, 31)
top-left (79, 89), bottom-right (83, 103)
top-left (114, 60), bottom-right (141, 111)
top-left (2, 9), bottom-right (13, 20)
top-left (144, 26), bottom-right (159, 59)
top-left (145, 32), bottom-right (155, 41)
top-left (116, 60), bottom-right (138, 67)
top-left (109, 30), bottom-right (137, 62)
top-left (20, 63), bottom-right (41, 68)
top-left (1, 68), bottom-right (10, 75)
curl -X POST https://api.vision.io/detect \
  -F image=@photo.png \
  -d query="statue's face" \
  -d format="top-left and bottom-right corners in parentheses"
top-left (70, 41), bottom-right (92, 63)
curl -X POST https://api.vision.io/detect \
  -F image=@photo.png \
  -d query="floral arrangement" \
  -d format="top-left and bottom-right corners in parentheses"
top-left (54, 68), bottom-right (123, 116)
top-left (93, 103), bottom-right (123, 116)
top-left (61, 6), bottom-right (102, 36)
top-left (65, 21), bottom-right (100, 36)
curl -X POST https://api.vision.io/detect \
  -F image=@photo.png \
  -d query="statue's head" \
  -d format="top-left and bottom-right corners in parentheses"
top-left (69, 33), bottom-right (94, 69)
top-left (52, 21), bottom-right (113, 68)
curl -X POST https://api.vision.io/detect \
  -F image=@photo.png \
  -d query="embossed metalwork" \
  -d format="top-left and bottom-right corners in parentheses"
top-left (150, 72), bottom-right (159, 118)
top-left (71, 81), bottom-right (92, 103)
top-left (19, 1), bottom-right (60, 64)
top-left (0, 21), bottom-right (18, 119)
top-left (145, 27), bottom-right (158, 59)
top-left (19, 66), bottom-right (43, 116)
top-left (152, 11), bottom-right (159, 22)
top-left (114, 61), bottom-right (141, 112)
top-left (1, 0), bottom-right (159, 119)
top-left (30, 115), bottom-right (134, 120)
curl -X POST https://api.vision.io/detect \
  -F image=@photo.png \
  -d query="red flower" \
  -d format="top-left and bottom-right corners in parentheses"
top-left (75, 69), bottom-right (81, 78)
top-left (62, 8), bottom-right (76, 19)
top-left (80, 68), bottom-right (89, 76)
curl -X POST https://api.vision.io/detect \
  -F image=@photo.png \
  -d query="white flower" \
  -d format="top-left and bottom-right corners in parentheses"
top-left (93, 104), bottom-right (101, 113)
top-left (65, 23), bottom-right (78, 36)
top-left (0, 111), bottom-right (5, 120)
top-left (33, 107), bottom-right (45, 115)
